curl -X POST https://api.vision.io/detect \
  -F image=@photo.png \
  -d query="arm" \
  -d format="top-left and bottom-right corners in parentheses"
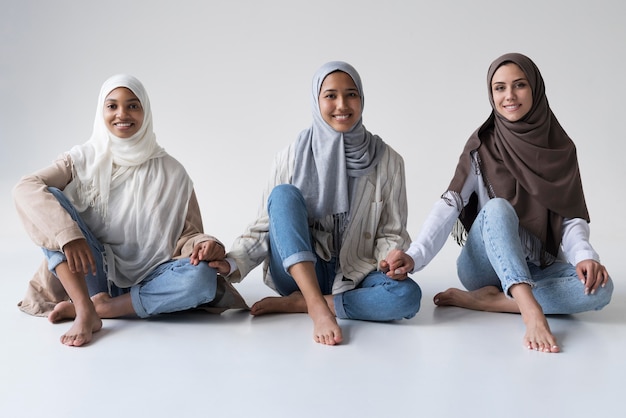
top-left (13, 154), bottom-right (83, 251)
top-left (383, 167), bottom-right (478, 278)
top-left (373, 149), bottom-right (411, 270)
top-left (13, 154), bottom-right (97, 275)
top-left (173, 189), bottom-right (225, 264)
top-left (560, 218), bottom-right (609, 294)
top-left (214, 145), bottom-right (293, 282)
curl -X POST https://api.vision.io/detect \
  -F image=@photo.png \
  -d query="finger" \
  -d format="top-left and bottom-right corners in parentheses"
top-left (86, 251), bottom-right (97, 275)
top-left (79, 252), bottom-right (92, 275)
top-left (66, 253), bottom-right (77, 273)
top-left (575, 264), bottom-right (587, 284)
top-left (589, 268), bottom-right (608, 294)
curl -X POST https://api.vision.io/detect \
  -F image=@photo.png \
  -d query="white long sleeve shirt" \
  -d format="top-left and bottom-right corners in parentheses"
top-left (406, 158), bottom-right (599, 273)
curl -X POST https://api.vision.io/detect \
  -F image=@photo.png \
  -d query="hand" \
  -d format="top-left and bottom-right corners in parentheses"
top-left (576, 259), bottom-right (609, 295)
top-left (208, 260), bottom-right (231, 276)
top-left (190, 240), bottom-right (225, 265)
top-left (380, 249), bottom-right (414, 280)
top-left (62, 238), bottom-right (96, 276)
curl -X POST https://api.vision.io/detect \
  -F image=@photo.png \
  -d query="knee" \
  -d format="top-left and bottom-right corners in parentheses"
top-left (483, 198), bottom-right (516, 218)
top-left (182, 262), bottom-right (218, 301)
top-left (268, 184), bottom-right (304, 209)
top-left (387, 278), bottom-right (422, 319)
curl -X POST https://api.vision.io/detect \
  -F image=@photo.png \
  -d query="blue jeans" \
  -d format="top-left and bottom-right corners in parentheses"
top-left (456, 198), bottom-right (613, 314)
top-left (42, 187), bottom-right (219, 318)
top-left (267, 184), bottom-right (421, 321)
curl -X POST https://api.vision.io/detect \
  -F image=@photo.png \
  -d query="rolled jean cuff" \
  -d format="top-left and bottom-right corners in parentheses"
top-left (130, 286), bottom-right (149, 318)
top-left (43, 249), bottom-right (67, 276)
top-left (333, 292), bottom-right (348, 319)
top-left (503, 279), bottom-right (535, 298)
top-left (282, 250), bottom-right (317, 272)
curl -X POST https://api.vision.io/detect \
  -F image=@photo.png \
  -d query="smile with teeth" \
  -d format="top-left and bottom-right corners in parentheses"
top-left (503, 104), bottom-right (520, 111)
top-left (115, 122), bottom-right (133, 127)
top-left (334, 114), bottom-right (351, 120)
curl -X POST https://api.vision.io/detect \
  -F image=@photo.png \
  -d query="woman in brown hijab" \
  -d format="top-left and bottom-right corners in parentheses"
top-left (381, 53), bottom-right (613, 353)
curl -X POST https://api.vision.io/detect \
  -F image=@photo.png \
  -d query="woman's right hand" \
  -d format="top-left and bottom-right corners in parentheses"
top-left (380, 249), bottom-right (415, 280)
top-left (209, 260), bottom-right (231, 276)
top-left (62, 238), bottom-right (96, 276)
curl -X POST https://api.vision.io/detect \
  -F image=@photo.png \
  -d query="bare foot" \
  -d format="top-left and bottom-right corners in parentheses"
top-left (308, 303), bottom-right (343, 346)
top-left (434, 286), bottom-right (519, 312)
top-left (48, 300), bottom-right (77, 323)
top-left (49, 301), bottom-right (102, 347)
top-left (251, 292), bottom-right (343, 346)
top-left (435, 285), bottom-right (560, 353)
top-left (251, 292), bottom-right (307, 315)
top-left (522, 310), bottom-right (560, 353)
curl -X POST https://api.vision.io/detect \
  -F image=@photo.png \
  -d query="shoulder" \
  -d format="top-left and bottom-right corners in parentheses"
top-left (160, 154), bottom-right (187, 171)
top-left (376, 143), bottom-right (404, 171)
top-left (381, 143), bottom-right (403, 161)
top-left (158, 154), bottom-right (192, 181)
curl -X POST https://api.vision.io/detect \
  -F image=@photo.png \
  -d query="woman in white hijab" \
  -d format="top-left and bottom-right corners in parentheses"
top-left (14, 74), bottom-right (243, 347)
top-left (211, 62), bottom-right (422, 345)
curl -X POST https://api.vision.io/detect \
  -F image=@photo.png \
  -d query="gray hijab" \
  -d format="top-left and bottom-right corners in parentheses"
top-left (292, 61), bottom-right (386, 221)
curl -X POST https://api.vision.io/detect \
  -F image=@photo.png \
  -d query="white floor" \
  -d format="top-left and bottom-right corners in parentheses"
top-left (1, 184), bottom-right (624, 418)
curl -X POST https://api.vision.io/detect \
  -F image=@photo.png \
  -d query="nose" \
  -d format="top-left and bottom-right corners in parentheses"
top-left (116, 107), bottom-right (128, 118)
top-left (336, 95), bottom-right (347, 110)
top-left (505, 87), bottom-right (516, 101)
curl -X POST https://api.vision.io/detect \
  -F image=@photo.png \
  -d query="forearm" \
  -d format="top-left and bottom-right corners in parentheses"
top-left (13, 155), bottom-right (82, 250)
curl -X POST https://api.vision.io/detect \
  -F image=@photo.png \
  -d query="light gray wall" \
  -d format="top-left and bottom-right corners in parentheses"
top-left (2, 0), bottom-right (624, 270)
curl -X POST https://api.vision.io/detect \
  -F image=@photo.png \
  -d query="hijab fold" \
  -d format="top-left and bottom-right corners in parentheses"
top-left (446, 53), bottom-right (589, 260)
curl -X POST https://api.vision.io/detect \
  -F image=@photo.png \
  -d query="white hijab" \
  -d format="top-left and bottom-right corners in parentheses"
top-left (66, 74), bottom-right (166, 218)
top-left (64, 75), bottom-right (193, 287)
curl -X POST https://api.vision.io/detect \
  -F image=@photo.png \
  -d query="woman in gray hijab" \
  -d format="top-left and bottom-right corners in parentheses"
top-left (211, 61), bottom-right (421, 345)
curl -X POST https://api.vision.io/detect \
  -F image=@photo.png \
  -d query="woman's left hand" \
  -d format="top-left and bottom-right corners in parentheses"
top-left (190, 240), bottom-right (226, 265)
top-left (576, 259), bottom-right (610, 295)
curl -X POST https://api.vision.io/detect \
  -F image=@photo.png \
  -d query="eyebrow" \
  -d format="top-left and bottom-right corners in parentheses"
top-left (492, 77), bottom-right (528, 85)
top-left (104, 97), bottom-right (141, 103)
top-left (321, 88), bottom-right (359, 94)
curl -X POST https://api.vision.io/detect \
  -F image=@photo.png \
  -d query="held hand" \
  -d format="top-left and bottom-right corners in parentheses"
top-left (62, 238), bottom-right (96, 276)
top-left (380, 249), bottom-right (414, 280)
top-left (190, 240), bottom-right (226, 265)
top-left (576, 259), bottom-right (609, 295)
top-left (208, 260), bottom-right (231, 276)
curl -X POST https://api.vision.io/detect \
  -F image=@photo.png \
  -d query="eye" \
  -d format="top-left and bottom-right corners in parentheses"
top-left (514, 82), bottom-right (527, 89)
top-left (324, 93), bottom-right (336, 99)
top-left (106, 103), bottom-right (117, 110)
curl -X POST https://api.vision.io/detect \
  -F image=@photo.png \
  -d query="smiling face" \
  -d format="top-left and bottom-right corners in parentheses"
top-left (491, 63), bottom-right (533, 122)
top-left (103, 87), bottom-right (144, 138)
top-left (318, 71), bottom-right (362, 132)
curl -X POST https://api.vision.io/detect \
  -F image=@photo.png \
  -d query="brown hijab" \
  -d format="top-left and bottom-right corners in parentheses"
top-left (446, 53), bottom-right (589, 260)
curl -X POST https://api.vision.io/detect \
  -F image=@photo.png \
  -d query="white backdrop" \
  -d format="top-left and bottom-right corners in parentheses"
top-left (1, 0), bottom-right (624, 272)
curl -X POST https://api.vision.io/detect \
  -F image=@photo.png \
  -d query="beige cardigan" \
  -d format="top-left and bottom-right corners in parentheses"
top-left (227, 142), bottom-right (411, 294)
top-left (13, 154), bottom-right (236, 316)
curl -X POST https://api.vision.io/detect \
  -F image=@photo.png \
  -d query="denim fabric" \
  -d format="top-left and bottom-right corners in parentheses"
top-left (42, 187), bottom-right (218, 318)
top-left (456, 198), bottom-right (613, 314)
top-left (130, 259), bottom-right (218, 318)
top-left (267, 184), bottom-right (421, 321)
